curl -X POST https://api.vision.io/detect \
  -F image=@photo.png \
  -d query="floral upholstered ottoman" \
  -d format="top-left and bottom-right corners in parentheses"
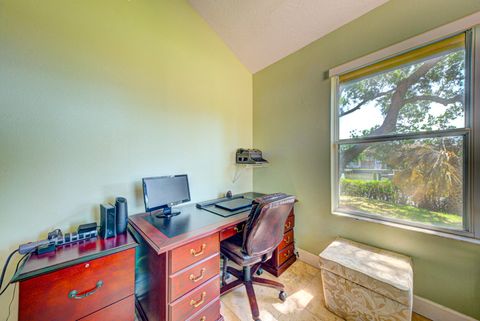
top-left (319, 238), bottom-right (413, 321)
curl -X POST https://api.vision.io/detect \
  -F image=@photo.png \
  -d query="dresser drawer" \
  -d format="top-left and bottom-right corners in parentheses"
top-left (19, 248), bottom-right (135, 321)
top-left (170, 254), bottom-right (220, 302)
top-left (185, 298), bottom-right (221, 321)
top-left (278, 244), bottom-right (295, 266)
top-left (284, 215), bottom-right (294, 232)
top-left (219, 223), bottom-right (245, 241)
top-left (78, 294), bottom-right (134, 321)
top-left (278, 230), bottom-right (294, 251)
top-left (170, 234), bottom-right (219, 274)
top-left (169, 276), bottom-right (220, 321)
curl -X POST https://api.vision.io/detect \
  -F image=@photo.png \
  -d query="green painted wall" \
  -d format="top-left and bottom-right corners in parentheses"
top-left (253, 0), bottom-right (480, 318)
top-left (0, 1), bottom-right (252, 318)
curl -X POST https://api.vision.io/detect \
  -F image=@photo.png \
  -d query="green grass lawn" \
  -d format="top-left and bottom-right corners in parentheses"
top-left (339, 196), bottom-right (463, 230)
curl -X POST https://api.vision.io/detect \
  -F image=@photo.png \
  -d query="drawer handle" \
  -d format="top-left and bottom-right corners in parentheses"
top-left (189, 268), bottom-right (206, 283)
top-left (68, 280), bottom-right (103, 299)
top-left (234, 225), bottom-right (244, 233)
top-left (190, 244), bottom-right (206, 257)
top-left (190, 291), bottom-right (206, 308)
top-left (284, 236), bottom-right (291, 244)
top-left (284, 250), bottom-right (291, 258)
top-left (285, 222), bottom-right (292, 230)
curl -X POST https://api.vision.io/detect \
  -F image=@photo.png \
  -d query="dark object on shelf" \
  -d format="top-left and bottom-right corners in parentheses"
top-left (18, 227), bottom-right (99, 256)
top-left (18, 229), bottom-right (62, 255)
top-left (115, 197), bottom-right (128, 234)
top-left (236, 148), bottom-right (268, 165)
top-left (55, 230), bottom-right (98, 247)
top-left (78, 222), bottom-right (97, 234)
top-left (100, 203), bottom-right (116, 239)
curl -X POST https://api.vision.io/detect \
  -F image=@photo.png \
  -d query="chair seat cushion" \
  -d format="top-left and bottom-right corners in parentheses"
top-left (221, 235), bottom-right (263, 266)
top-left (319, 238), bottom-right (413, 307)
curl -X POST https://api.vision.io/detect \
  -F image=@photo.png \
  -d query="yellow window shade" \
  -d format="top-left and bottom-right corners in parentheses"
top-left (339, 33), bottom-right (465, 83)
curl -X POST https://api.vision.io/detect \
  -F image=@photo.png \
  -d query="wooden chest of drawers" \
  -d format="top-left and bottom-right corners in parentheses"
top-left (128, 193), bottom-right (295, 321)
top-left (131, 225), bottom-right (223, 321)
top-left (13, 234), bottom-right (137, 321)
top-left (169, 254), bottom-right (220, 302)
top-left (169, 275), bottom-right (220, 321)
top-left (262, 209), bottom-right (296, 276)
top-left (169, 233), bottom-right (220, 273)
top-left (168, 234), bottom-right (222, 321)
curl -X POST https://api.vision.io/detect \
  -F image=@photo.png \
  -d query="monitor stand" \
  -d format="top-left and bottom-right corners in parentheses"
top-left (153, 206), bottom-right (181, 218)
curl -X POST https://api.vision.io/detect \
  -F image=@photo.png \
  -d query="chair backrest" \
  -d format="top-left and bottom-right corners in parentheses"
top-left (241, 193), bottom-right (296, 258)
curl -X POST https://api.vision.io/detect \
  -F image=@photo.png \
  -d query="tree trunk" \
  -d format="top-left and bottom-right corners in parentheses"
top-left (339, 57), bottom-right (442, 170)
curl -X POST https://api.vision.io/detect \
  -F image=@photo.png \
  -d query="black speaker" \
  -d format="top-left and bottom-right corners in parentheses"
top-left (100, 203), bottom-right (116, 239)
top-left (115, 197), bottom-right (128, 234)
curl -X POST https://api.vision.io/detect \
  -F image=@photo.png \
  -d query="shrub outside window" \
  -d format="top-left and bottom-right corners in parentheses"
top-left (331, 32), bottom-right (475, 236)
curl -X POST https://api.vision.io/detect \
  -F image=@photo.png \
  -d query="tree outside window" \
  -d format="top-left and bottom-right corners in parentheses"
top-left (333, 33), bottom-right (470, 232)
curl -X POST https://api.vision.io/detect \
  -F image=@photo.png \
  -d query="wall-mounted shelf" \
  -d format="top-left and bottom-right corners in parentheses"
top-left (233, 163), bottom-right (270, 183)
top-left (236, 163), bottom-right (269, 168)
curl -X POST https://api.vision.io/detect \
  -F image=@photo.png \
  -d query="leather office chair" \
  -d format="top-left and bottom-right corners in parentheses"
top-left (220, 193), bottom-right (296, 321)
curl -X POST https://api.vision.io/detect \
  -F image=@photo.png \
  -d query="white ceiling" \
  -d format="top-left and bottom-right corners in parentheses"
top-left (189, 0), bottom-right (389, 73)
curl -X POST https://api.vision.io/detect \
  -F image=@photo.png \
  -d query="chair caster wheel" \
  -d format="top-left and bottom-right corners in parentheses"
top-left (256, 268), bottom-right (263, 276)
top-left (221, 273), bottom-right (231, 286)
top-left (279, 291), bottom-right (287, 302)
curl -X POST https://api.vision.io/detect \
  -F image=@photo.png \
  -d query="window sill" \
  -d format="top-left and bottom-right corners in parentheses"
top-left (332, 210), bottom-right (480, 245)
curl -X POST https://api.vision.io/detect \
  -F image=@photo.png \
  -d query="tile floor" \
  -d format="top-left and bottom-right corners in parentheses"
top-left (220, 261), bottom-right (430, 321)
top-left (135, 260), bottom-right (430, 321)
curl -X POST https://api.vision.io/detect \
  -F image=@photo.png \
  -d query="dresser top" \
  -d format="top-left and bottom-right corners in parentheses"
top-left (129, 203), bottom-right (249, 255)
top-left (128, 192), bottom-right (266, 254)
top-left (12, 232), bottom-right (137, 282)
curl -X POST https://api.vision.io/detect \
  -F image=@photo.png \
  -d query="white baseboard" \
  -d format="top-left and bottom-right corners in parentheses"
top-left (297, 247), bottom-right (320, 268)
top-left (296, 248), bottom-right (478, 321)
top-left (413, 295), bottom-right (477, 321)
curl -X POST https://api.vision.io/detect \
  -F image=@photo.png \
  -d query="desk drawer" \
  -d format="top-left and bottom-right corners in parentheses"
top-left (170, 254), bottom-right (220, 302)
top-left (284, 215), bottom-right (294, 232)
top-left (220, 223), bottom-right (245, 241)
top-left (169, 276), bottom-right (220, 321)
top-left (19, 249), bottom-right (135, 321)
top-left (78, 294), bottom-right (134, 321)
top-left (278, 230), bottom-right (294, 251)
top-left (185, 298), bottom-right (221, 321)
top-left (278, 244), bottom-right (295, 266)
top-left (170, 234), bottom-right (219, 274)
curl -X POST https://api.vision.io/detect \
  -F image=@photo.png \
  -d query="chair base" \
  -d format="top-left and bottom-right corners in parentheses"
top-left (220, 262), bottom-right (286, 321)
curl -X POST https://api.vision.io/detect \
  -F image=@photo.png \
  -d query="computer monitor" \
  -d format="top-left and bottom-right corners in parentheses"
top-left (142, 175), bottom-right (191, 218)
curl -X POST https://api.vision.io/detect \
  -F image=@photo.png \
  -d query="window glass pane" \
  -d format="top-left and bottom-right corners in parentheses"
top-left (338, 136), bottom-right (465, 230)
top-left (338, 49), bottom-right (466, 140)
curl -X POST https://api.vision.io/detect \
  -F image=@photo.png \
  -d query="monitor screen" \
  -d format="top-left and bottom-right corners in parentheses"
top-left (142, 175), bottom-right (191, 212)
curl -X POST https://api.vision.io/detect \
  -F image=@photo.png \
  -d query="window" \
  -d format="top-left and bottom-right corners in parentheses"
top-left (331, 32), bottom-right (477, 237)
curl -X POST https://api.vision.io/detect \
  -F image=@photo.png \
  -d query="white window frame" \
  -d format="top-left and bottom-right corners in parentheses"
top-left (329, 14), bottom-right (480, 243)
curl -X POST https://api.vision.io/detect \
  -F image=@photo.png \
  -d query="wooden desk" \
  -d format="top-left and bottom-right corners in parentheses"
top-left (13, 233), bottom-right (137, 321)
top-left (129, 192), bottom-right (296, 321)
